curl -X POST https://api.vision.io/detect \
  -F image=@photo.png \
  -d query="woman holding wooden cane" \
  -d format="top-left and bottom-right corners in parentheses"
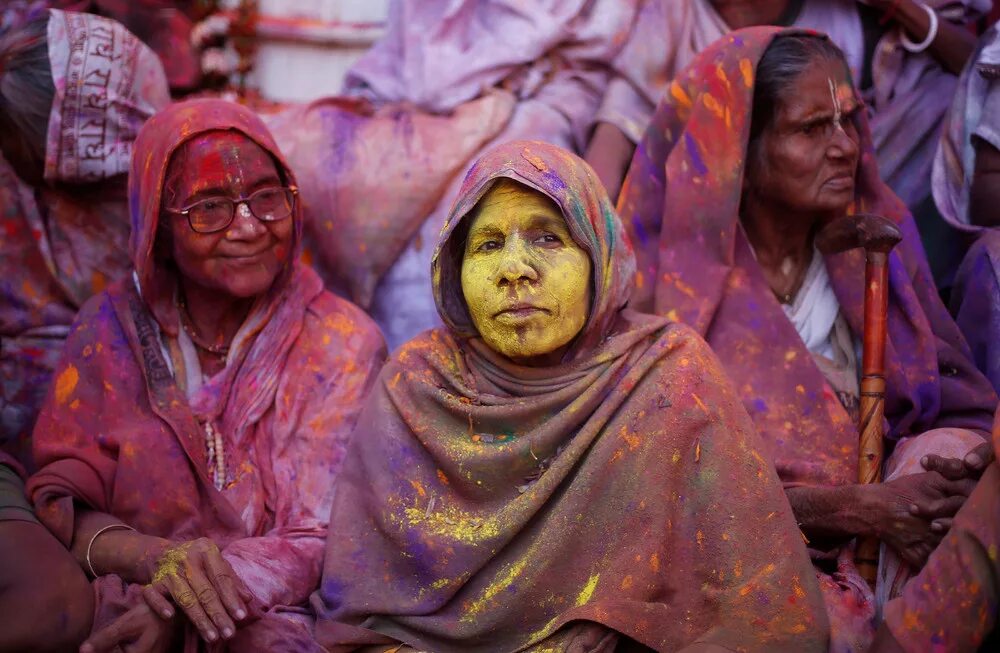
top-left (615, 27), bottom-right (997, 653)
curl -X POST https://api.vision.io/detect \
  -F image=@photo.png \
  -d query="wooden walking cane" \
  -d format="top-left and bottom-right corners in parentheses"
top-left (816, 213), bottom-right (902, 587)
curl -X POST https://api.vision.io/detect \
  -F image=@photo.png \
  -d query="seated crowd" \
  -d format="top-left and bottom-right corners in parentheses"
top-left (0, 3), bottom-right (998, 653)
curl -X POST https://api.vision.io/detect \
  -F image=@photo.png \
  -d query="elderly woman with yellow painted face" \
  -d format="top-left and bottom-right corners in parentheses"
top-left (311, 140), bottom-right (829, 652)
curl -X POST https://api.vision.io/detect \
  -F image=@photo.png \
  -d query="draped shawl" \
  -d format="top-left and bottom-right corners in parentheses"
top-left (616, 26), bottom-right (997, 489)
top-left (313, 140), bottom-right (827, 653)
top-left (28, 99), bottom-right (386, 650)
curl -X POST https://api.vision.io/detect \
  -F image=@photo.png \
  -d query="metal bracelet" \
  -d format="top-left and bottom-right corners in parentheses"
top-left (85, 523), bottom-right (136, 578)
top-left (900, 3), bottom-right (939, 54)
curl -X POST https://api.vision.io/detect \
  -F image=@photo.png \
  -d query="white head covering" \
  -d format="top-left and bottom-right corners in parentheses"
top-left (44, 9), bottom-right (170, 183)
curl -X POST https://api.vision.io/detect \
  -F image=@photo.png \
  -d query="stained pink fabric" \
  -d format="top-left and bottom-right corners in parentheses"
top-left (27, 99), bottom-right (386, 650)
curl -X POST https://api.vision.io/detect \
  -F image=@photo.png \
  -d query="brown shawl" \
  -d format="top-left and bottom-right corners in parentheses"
top-left (312, 141), bottom-right (828, 652)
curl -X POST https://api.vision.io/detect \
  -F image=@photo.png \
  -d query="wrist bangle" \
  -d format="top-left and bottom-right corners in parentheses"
top-left (85, 523), bottom-right (136, 578)
top-left (900, 3), bottom-right (939, 53)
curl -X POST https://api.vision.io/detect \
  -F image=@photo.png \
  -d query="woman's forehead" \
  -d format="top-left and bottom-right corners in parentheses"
top-left (777, 59), bottom-right (855, 117)
top-left (172, 131), bottom-right (272, 167)
top-left (472, 179), bottom-right (563, 221)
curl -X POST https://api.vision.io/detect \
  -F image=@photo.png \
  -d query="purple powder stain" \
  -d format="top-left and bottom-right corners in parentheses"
top-left (684, 133), bottom-right (708, 176)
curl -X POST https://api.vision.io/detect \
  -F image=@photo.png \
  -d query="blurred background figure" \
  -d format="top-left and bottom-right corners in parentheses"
top-left (2, 0), bottom-right (202, 92)
top-left (932, 24), bottom-right (1000, 393)
top-left (0, 10), bottom-right (169, 469)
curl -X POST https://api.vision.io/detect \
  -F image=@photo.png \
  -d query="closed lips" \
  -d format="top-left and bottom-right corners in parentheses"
top-left (494, 304), bottom-right (549, 317)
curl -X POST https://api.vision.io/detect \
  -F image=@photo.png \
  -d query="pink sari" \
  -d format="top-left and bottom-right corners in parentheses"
top-left (28, 99), bottom-right (386, 651)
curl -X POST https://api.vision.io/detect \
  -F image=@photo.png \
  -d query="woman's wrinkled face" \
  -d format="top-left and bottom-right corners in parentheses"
top-left (162, 132), bottom-right (293, 299)
top-left (460, 179), bottom-right (592, 365)
top-left (747, 57), bottom-right (861, 216)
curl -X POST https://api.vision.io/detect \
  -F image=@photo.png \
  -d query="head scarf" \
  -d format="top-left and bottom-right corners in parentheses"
top-left (313, 140), bottom-right (827, 653)
top-left (617, 26), bottom-right (996, 488)
top-left (432, 140), bottom-right (636, 359)
top-left (128, 98), bottom-right (305, 336)
top-left (44, 9), bottom-right (169, 183)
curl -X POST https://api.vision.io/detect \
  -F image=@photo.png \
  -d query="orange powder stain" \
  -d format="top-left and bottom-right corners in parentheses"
top-left (734, 559), bottom-right (743, 578)
top-left (410, 480), bottom-right (427, 498)
top-left (610, 449), bottom-right (624, 463)
top-left (323, 312), bottom-right (359, 337)
top-left (715, 64), bottom-right (731, 89)
top-left (22, 280), bottom-right (38, 301)
top-left (619, 425), bottom-right (640, 451)
top-left (696, 531), bottom-right (704, 548)
top-left (649, 553), bottom-right (660, 573)
top-left (522, 151), bottom-right (549, 173)
top-left (54, 365), bottom-right (79, 405)
top-left (673, 277), bottom-right (697, 298)
top-left (91, 270), bottom-right (107, 294)
top-left (784, 350), bottom-right (797, 363)
top-left (620, 575), bottom-right (633, 590)
top-left (670, 81), bottom-right (692, 110)
top-left (437, 469), bottom-right (450, 486)
top-left (702, 93), bottom-right (724, 120)
top-left (739, 58), bottom-right (754, 88)
top-left (691, 393), bottom-right (708, 413)
top-left (69, 399), bottom-right (80, 410)
top-left (795, 385), bottom-right (806, 395)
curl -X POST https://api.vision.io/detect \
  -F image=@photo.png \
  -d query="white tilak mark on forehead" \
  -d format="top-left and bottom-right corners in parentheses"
top-left (828, 77), bottom-right (842, 127)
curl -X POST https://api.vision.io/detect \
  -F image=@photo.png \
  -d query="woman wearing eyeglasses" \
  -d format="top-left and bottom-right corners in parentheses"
top-left (26, 99), bottom-right (386, 653)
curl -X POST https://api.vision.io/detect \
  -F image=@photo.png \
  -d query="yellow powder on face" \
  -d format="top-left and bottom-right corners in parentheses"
top-left (460, 180), bottom-right (591, 362)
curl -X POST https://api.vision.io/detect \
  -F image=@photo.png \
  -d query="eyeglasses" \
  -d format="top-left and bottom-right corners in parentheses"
top-left (165, 186), bottom-right (298, 234)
